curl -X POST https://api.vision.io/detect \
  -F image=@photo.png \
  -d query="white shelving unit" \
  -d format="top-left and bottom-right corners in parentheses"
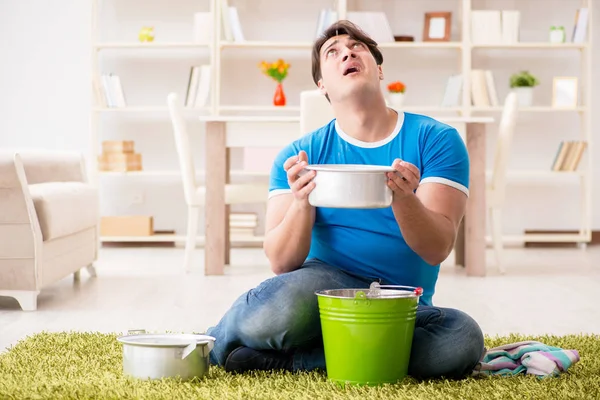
top-left (91, 0), bottom-right (593, 245)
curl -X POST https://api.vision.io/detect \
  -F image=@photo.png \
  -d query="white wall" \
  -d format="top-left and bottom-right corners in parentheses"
top-left (0, 0), bottom-right (598, 238)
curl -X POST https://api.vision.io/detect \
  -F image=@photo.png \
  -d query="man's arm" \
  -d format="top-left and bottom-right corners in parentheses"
top-left (263, 193), bottom-right (315, 274)
top-left (389, 177), bottom-right (466, 265)
top-left (263, 150), bottom-right (317, 274)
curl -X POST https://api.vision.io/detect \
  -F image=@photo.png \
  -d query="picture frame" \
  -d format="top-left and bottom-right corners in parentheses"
top-left (423, 12), bottom-right (452, 42)
top-left (552, 77), bottom-right (578, 108)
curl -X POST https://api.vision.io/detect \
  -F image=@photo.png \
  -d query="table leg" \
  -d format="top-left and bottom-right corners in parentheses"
top-left (205, 121), bottom-right (226, 275)
top-left (225, 148), bottom-right (231, 265)
top-left (454, 217), bottom-right (465, 267)
top-left (465, 122), bottom-right (486, 277)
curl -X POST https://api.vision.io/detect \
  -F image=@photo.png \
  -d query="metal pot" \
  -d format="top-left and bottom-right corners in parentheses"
top-left (301, 164), bottom-right (396, 208)
top-left (117, 330), bottom-right (216, 381)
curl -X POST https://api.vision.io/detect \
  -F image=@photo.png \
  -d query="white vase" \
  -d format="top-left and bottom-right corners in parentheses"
top-left (513, 87), bottom-right (533, 107)
top-left (388, 92), bottom-right (405, 108)
top-left (549, 27), bottom-right (565, 43)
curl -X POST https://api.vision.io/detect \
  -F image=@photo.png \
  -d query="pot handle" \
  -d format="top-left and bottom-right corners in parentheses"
top-left (181, 342), bottom-right (197, 359)
top-left (370, 281), bottom-right (423, 296)
top-left (182, 337), bottom-right (216, 359)
top-left (199, 337), bottom-right (215, 358)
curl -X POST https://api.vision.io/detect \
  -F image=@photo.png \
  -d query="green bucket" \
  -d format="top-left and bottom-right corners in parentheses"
top-left (315, 283), bottom-right (422, 386)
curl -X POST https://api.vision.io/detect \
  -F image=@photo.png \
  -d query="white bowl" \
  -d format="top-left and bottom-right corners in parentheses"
top-left (302, 164), bottom-right (395, 209)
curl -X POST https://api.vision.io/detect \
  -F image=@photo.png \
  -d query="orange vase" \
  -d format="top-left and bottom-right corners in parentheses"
top-left (273, 83), bottom-right (286, 106)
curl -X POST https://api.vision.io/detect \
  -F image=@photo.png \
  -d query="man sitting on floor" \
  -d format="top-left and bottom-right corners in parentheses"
top-left (206, 20), bottom-right (484, 379)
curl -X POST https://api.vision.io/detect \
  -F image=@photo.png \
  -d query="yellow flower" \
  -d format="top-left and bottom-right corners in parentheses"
top-left (258, 58), bottom-right (291, 83)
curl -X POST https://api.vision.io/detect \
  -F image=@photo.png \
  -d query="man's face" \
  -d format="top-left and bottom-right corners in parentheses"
top-left (317, 34), bottom-right (382, 102)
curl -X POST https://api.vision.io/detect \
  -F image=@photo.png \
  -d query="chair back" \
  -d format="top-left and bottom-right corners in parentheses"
top-left (300, 90), bottom-right (334, 134)
top-left (167, 92), bottom-right (197, 205)
top-left (490, 91), bottom-right (519, 203)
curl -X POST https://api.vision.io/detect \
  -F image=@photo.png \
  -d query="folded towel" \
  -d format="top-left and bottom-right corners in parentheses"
top-left (472, 340), bottom-right (580, 378)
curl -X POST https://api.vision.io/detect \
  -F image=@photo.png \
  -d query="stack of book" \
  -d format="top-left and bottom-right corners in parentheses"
top-left (230, 212), bottom-right (258, 237)
top-left (471, 10), bottom-right (520, 44)
top-left (98, 140), bottom-right (142, 172)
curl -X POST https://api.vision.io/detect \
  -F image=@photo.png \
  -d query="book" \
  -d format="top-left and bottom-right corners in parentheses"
top-left (551, 141), bottom-right (587, 171)
top-left (501, 10), bottom-right (520, 43)
top-left (471, 70), bottom-right (490, 107)
top-left (441, 74), bottom-right (463, 107)
top-left (184, 65), bottom-right (211, 108)
top-left (572, 8), bottom-right (589, 43)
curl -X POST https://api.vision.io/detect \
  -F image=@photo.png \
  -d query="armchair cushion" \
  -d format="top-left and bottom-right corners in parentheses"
top-left (28, 182), bottom-right (99, 241)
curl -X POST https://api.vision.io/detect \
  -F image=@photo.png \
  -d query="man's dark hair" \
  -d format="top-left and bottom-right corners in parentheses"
top-left (311, 20), bottom-right (384, 87)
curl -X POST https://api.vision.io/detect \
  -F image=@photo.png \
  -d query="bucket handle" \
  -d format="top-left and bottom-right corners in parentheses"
top-left (370, 282), bottom-right (423, 296)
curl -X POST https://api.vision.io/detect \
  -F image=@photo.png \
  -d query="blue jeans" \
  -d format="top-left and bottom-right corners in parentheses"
top-left (206, 259), bottom-right (485, 379)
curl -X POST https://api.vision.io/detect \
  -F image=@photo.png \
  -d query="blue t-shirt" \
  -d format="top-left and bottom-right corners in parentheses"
top-left (268, 111), bottom-right (469, 306)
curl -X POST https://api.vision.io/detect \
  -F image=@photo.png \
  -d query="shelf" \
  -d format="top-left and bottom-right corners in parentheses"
top-left (218, 41), bottom-right (463, 50)
top-left (100, 234), bottom-right (264, 243)
top-left (472, 106), bottom-right (587, 113)
top-left (393, 106), bottom-right (463, 112)
top-left (498, 233), bottom-right (589, 243)
top-left (379, 42), bottom-right (462, 49)
top-left (471, 42), bottom-right (588, 49)
top-left (93, 106), bottom-right (211, 113)
top-left (219, 105), bottom-right (301, 112)
top-left (98, 170), bottom-right (270, 178)
top-left (94, 42), bottom-right (210, 50)
top-left (91, 0), bottom-right (593, 246)
top-left (487, 170), bottom-right (586, 183)
top-left (220, 41), bottom-right (313, 49)
top-left (98, 169), bottom-right (583, 183)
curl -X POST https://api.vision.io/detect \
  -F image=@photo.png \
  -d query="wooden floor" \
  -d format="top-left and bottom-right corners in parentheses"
top-left (2, 245), bottom-right (600, 352)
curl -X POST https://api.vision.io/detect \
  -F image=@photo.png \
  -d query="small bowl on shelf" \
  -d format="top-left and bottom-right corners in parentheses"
top-left (394, 35), bottom-right (414, 42)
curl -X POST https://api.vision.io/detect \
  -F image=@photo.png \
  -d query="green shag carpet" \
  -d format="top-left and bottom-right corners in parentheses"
top-left (0, 332), bottom-right (599, 400)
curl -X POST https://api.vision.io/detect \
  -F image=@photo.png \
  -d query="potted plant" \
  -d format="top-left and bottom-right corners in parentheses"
top-left (509, 70), bottom-right (539, 107)
top-left (259, 59), bottom-right (290, 106)
top-left (387, 81), bottom-right (406, 108)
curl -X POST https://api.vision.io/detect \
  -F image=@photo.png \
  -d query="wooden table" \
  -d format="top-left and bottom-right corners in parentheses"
top-left (199, 115), bottom-right (494, 277)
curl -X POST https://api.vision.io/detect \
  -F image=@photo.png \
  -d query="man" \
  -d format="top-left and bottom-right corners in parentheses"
top-left (206, 20), bottom-right (484, 379)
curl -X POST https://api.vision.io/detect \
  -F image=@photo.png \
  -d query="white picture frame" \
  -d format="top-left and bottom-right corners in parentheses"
top-left (552, 77), bottom-right (578, 108)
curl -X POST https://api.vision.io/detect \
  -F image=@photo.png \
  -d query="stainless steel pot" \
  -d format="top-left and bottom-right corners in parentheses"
top-left (301, 164), bottom-right (396, 208)
top-left (117, 330), bottom-right (216, 380)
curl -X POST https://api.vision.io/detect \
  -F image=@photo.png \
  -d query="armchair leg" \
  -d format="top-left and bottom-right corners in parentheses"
top-left (0, 290), bottom-right (39, 311)
top-left (86, 264), bottom-right (97, 278)
top-left (490, 207), bottom-right (505, 274)
top-left (184, 206), bottom-right (200, 273)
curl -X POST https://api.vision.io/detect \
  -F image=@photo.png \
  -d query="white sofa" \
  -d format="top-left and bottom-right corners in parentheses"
top-left (0, 150), bottom-right (99, 311)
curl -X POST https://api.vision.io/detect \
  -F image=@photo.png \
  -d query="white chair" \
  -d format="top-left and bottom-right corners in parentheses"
top-left (167, 93), bottom-right (270, 273)
top-left (300, 89), bottom-right (334, 134)
top-left (487, 91), bottom-right (519, 274)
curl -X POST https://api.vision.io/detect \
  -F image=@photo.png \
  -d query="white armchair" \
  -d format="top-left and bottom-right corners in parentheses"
top-left (0, 150), bottom-right (99, 310)
top-left (487, 92), bottom-right (519, 273)
top-left (300, 89), bottom-right (334, 134)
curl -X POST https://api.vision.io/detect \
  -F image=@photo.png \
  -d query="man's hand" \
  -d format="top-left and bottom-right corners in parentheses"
top-left (387, 158), bottom-right (420, 203)
top-left (283, 150), bottom-right (316, 209)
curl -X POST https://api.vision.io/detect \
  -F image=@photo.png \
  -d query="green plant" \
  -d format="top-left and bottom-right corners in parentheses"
top-left (509, 70), bottom-right (540, 88)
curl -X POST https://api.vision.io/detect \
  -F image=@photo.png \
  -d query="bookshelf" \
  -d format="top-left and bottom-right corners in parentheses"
top-left (91, 0), bottom-right (593, 245)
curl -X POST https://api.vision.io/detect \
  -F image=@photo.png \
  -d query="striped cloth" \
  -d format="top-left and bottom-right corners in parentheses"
top-left (472, 341), bottom-right (580, 377)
